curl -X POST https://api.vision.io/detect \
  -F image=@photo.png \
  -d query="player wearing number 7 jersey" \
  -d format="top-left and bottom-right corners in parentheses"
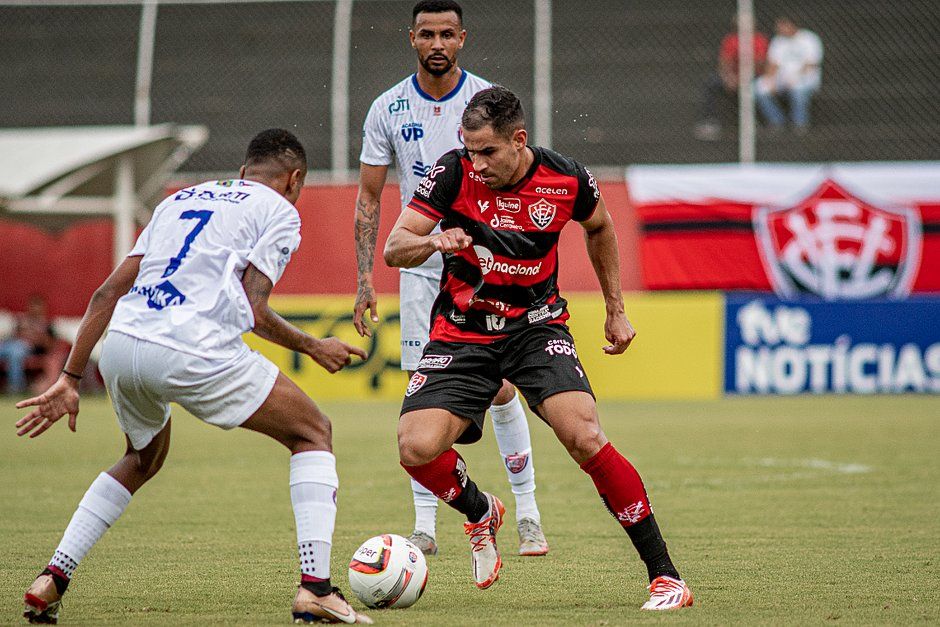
top-left (16, 129), bottom-right (372, 625)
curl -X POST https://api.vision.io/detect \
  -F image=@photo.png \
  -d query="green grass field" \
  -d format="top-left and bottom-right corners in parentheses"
top-left (2, 394), bottom-right (938, 624)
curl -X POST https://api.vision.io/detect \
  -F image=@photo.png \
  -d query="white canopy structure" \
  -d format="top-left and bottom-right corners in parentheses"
top-left (0, 125), bottom-right (207, 267)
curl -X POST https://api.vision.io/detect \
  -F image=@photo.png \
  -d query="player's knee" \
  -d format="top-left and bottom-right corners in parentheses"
top-left (128, 447), bottom-right (167, 481)
top-left (559, 412), bottom-right (606, 463)
top-left (292, 410), bottom-right (332, 451)
top-left (397, 428), bottom-right (437, 467)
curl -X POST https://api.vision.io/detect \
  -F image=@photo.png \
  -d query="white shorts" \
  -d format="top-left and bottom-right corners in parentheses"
top-left (399, 271), bottom-right (439, 371)
top-left (98, 331), bottom-right (279, 450)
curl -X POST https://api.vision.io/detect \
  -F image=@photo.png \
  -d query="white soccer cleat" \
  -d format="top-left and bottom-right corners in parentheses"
top-left (407, 530), bottom-right (439, 556)
top-left (641, 575), bottom-right (693, 610)
top-left (463, 493), bottom-right (505, 589)
top-left (517, 517), bottom-right (549, 556)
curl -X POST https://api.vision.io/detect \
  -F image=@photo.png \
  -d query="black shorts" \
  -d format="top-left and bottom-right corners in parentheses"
top-left (400, 324), bottom-right (595, 444)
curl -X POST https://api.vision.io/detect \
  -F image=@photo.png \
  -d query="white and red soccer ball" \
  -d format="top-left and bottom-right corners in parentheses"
top-left (348, 534), bottom-right (428, 609)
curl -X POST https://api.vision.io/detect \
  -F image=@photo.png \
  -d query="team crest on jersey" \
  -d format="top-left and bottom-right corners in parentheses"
top-left (528, 198), bottom-right (557, 230)
top-left (754, 179), bottom-right (921, 299)
top-left (405, 372), bottom-right (428, 397)
top-left (504, 452), bottom-right (530, 474)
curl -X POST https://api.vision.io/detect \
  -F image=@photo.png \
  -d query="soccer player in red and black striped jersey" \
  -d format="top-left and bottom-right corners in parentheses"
top-left (384, 86), bottom-right (693, 609)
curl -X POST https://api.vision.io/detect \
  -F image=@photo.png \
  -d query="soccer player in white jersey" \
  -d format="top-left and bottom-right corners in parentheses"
top-left (16, 130), bottom-right (372, 625)
top-left (353, 0), bottom-right (548, 558)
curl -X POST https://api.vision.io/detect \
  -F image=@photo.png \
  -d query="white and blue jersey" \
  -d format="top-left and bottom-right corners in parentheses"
top-left (109, 179), bottom-right (301, 360)
top-left (360, 69), bottom-right (491, 278)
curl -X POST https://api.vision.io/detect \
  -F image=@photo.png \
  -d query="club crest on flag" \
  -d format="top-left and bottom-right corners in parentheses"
top-left (754, 179), bottom-right (922, 300)
top-left (528, 198), bottom-right (557, 230)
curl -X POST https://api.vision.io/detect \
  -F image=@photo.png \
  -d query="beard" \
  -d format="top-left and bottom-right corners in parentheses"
top-left (419, 53), bottom-right (455, 76)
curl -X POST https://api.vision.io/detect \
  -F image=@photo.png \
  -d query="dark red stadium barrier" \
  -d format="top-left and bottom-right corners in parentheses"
top-left (0, 181), bottom-right (638, 317)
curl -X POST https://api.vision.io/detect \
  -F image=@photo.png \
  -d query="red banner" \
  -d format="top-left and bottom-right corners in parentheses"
top-left (629, 163), bottom-right (940, 298)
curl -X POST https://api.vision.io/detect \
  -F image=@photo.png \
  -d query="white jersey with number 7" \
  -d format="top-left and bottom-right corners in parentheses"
top-left (108, 179), bottom-right (301, 360)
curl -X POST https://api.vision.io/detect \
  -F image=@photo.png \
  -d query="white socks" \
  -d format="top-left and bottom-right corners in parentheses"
top-left (490, 393), bottom-right (541, 523)
top-left (410, 392), bottom-right (541, 536)
top-left (411, 478), bottom-right (438, 536)
top-left (290, 451), bottom-right (338, 581)
top-left (49, 472), bottom-right (132, 578)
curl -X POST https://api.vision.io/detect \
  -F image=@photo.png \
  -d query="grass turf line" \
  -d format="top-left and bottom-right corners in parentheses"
top-left (1, 395), bottom-right (938, 624)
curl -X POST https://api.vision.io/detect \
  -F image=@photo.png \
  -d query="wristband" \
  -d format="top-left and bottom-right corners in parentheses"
top-left (62, 369), bottom-right (83, 381)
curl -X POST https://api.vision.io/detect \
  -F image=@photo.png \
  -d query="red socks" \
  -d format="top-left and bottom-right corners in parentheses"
top-left (401, 448), bottom-right (467, 503)
top-left (580, 442), bottom-right (651, 527)
top-left (402, 449), bottom-right (489, 522)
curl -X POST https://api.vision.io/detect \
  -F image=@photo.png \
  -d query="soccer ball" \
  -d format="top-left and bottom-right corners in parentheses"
top-left (348, 534), bottom-right (428, 609)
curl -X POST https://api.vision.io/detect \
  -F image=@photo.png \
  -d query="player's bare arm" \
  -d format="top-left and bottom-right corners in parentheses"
top-left (384, 208), bottom-right (472, 268)
top-left (580, 193), bottom-right (636, 355)
top-left (242, 263), bottom-right (367, 373)
top-left (354, 163), bottom-right (390, 337)
top-left (15, 255), bottom-right (142, 438)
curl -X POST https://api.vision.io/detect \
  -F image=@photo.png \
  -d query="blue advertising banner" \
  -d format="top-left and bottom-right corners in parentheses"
top-left (725, 295), bottom-right (940, 394)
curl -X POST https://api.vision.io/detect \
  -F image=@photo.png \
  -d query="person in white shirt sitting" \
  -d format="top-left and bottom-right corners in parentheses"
top-left (755, 16), bottom-right (823, 133)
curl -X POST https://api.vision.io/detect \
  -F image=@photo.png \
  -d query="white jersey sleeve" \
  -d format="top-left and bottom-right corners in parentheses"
top-left (360, 97), bottom-right (394, 166)
top-left (128, 204), bottom-right (164, 257)
top-left (247, 204), bottom-right (302, 286)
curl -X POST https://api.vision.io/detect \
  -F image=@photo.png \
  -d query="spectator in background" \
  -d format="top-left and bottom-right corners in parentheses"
top-left (0, 295), bottom-right (55, 393)
top-left (755, 16), bottom-right (823, 134)
top-left (695, 16), bottom-right (769, 141)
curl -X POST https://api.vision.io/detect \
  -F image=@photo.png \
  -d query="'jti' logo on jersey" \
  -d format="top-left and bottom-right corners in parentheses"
top-left (388, 97), bottom-right (409, 115)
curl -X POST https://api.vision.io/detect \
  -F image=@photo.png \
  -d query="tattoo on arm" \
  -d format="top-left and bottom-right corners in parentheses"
top-left (355, 195), bottom-right (380, 286)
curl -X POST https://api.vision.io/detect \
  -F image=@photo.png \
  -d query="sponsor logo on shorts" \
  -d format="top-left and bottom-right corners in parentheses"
top-left (544, 338), bottom-right (578, 358)
top-left (417, 354), bottom-right (452, 369)
top-left (504, 452), bottom-right (530, 474)
top-left (527, 305), bottom-right (561, 324)
top-left (405, 372), bottom-right (427, 396)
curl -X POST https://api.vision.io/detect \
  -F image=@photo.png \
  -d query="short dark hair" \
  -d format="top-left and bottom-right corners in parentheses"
top-left (461, 86), bottom-right (526, 138)
top-left (244, 128), bottom-right (307, 172)
top-left (412, 0), bottom-right (462, 25)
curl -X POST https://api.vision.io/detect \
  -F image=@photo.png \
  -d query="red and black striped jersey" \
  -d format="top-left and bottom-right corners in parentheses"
top-left (407, 146), bottom-right (600, 343)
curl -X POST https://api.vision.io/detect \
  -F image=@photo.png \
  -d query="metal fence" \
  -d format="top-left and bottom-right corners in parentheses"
top-left (2, 0), bottom-right (938, 175)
